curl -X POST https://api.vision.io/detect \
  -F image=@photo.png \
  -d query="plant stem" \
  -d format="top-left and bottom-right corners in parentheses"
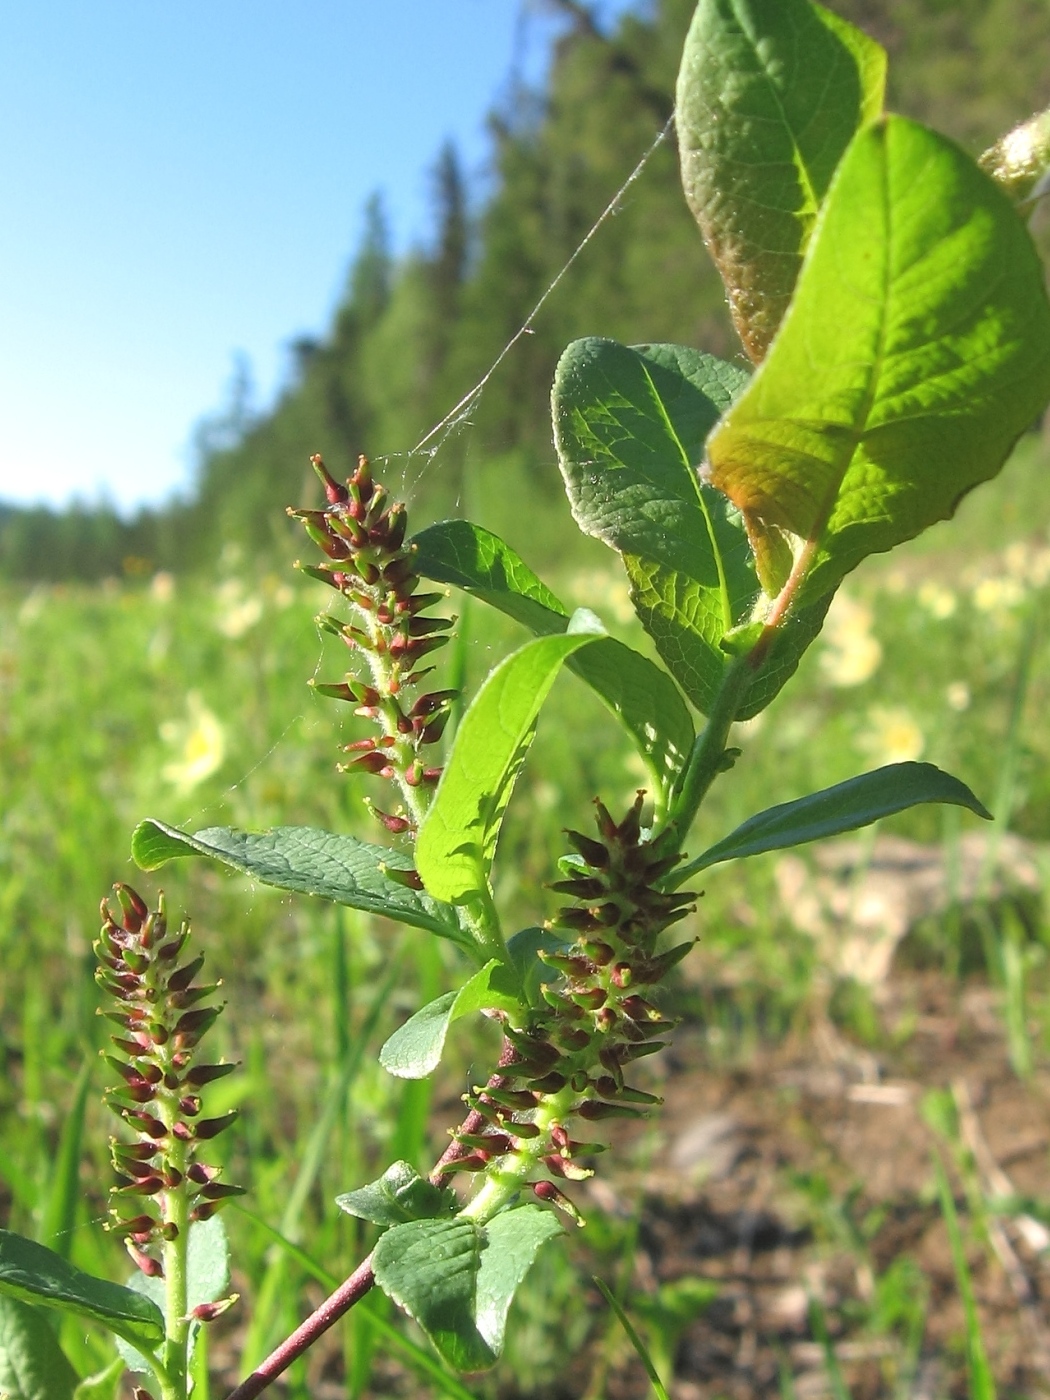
top-left (460, 1085), bottom-right (576, 1226)
top-left (226, 1255), bottom-right (378, 1400)
top-left (660, 653), bottom-right (752, 851)
top-left (461, 885), bottom-right (509, 965)
top-left (222, 1049), bottom-right (519, 1400)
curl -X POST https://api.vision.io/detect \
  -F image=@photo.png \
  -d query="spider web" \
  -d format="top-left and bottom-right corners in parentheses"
top-left (178, 113), bottom-right (676, 825)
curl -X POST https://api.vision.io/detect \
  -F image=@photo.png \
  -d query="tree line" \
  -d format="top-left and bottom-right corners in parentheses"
top-left (3, 0), bottom-right (1047, 581)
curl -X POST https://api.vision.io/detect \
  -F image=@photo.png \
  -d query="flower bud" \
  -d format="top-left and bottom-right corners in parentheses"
top-left (533, 1179), bottom-right (585, 1224)
top-left (310, 454), bottom-right (349, 504)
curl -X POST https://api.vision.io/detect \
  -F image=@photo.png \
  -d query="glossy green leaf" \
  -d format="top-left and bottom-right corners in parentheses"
top-left (132, 820), bottom-right (468, 948)
top-left (336, 1162), bottom-right (456, 1227)
top-left (379, 960), bottom-right (522, 1079)
top-left (416, 628), bottom-right (600, 905)
top-left (412, 519), bottom-right (694, 791)
top-left (0, 1231), bottom-right (163, 1353)
top-left (0, 1296), bottom-right (78, 1400)
top-left (676, 762), bottom-right (991, 882)
top-left (372, 1208), bottom-right (562, 1372)
top-left (676, 0), bottom-right (886, 361)
top-left (708, 115), bottom-right (1050, 605)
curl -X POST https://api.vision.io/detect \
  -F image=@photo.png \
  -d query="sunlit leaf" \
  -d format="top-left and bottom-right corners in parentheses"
top-left (0, 1232), bottom-right (163, 1353)
top-left (378, 961), bottom-right (522, 1079)
top-left (336, 1162), bottom-right (456, 1227)
top-left (416, 628), bottom-right (600, 906)
top-left (372, 1208), bottom-right (562, 1373)
top-left (676, 762), bottom-right (991, 881)
top-left (412, 520), bottom-right (694, 791)
top-left (707, 116), bottom-right (1050, 604)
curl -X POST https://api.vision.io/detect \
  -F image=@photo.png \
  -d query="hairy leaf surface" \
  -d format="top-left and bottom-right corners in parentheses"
top-left (132, 821), bottom-right (467, 947)
top-left (677, 0), bottom-right (886, 360)
top-left (553, 338), bottom-right (828, 715)
top-left (372, 1208), bottom-right (562, 1372)
top-left (336, 1163), bottom-right (456, 1227)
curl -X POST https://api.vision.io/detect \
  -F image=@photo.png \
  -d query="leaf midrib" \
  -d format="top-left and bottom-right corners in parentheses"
top-left (637, 361), bottom-right (733, 632)
top-left (730, 0), bottom-right (821, 222)
top-left (801, 121), bottom-right (894, 553)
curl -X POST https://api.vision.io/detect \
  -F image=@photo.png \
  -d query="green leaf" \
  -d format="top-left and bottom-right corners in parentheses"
top-left (0, 1296), bottom-right (78, 1400)
top-left (411, 520), bottom-right (568, 635)
top-left (506, 927), bottom-right (570, 1008)
top-left (132, 820), bottom-right (467, 948)
top-left (412, 520), bottom-right (695, 792)
top-left (622, 556), bottom-right (831, 720)
top-left (0, 1231), bottom-right (164, 1353)
top-left (552, 338), bottom-right (828, 716)
top-left (676, 0), bottom-right (886, 361)
top-left (116, 1217), bottom-right (230, 1374)
top-left (677, 762), bottom-right (991, 881)
top-left (571, 639), bottom-right (694, 792)
top-left (336, 1162), bottom-right (456, 1227)
top-left (185, 1215), bottom-right (230, 1309)
top-left (372, 1208), bottom-right (562, 1372)
top-left (554, 339), bottom-right (750, 579)
top-left (379, 960), bottom-right (523, 1079)
top-left (553, 339), bottom-right (753, 709)
top-left (416, 629), bottom-right (600, 905)
top-left (474, 1207), bottom-right (564, 1359)
top-left (72, 1358), bottom-right (124, 1400)
top-left (707, 115), bottom-right (1050, 605)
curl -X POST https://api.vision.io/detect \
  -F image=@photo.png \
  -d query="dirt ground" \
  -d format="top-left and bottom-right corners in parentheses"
top-left (564, 970), bottom-right (1050, 1399)
top-left (206, 966), bottom-right (1050, 1400)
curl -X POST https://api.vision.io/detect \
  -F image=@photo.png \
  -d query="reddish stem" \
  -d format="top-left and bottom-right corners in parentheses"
top-left (223, 1043), bottom-right (519, 1400)
top-left (225, 1256), bottom-right (376, 1400)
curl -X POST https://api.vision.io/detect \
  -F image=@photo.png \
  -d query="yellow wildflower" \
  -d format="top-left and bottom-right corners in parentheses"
top-left (819, 592), bottom-right (882, 687)
top-left (160, 693), bottom-right (226, 794)
top-left (858, 706), bottom-right (925, 766)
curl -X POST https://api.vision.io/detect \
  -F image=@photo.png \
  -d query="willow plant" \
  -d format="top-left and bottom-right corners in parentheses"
top-left (2, 0), bottom-right (1050, 1396)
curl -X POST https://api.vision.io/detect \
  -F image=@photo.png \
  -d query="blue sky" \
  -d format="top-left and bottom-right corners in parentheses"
top-left (0, 2), bottom-right (636, 513)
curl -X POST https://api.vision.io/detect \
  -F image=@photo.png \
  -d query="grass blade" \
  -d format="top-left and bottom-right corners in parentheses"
top-left (40, 1059), bottom-right (92, 1261)
top-left (594, 1277), bottom-right (670, 1400)
top-left (933, 1153), bottom-right (997, 1400)
top-left (808, 1296), bottom-right (851, 1400)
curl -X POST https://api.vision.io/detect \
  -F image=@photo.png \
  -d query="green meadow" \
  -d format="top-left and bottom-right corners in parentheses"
top-left (4, 431), bottom-right (1050, 1397)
